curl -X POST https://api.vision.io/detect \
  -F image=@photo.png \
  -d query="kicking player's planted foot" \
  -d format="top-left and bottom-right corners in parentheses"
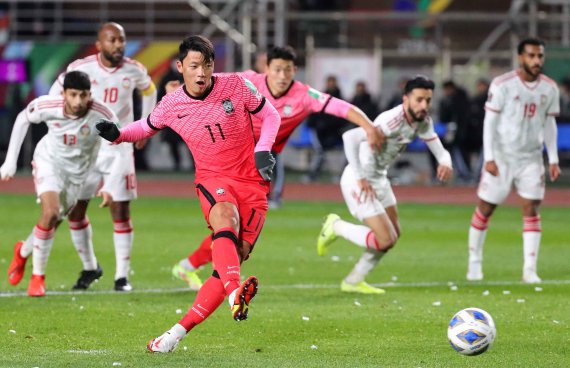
top-left (230, 276), bottom-right (258, 321)
top-left (340, 281), bottom-right (385, 295)
top-left (147, 331), bottom-right (181, 353)
top-left (28, 274), bottom-right (46, 297)
top-left (114, 277), bottom-right (133, 292)
top-left (72, 264), bottom-right (103, 290)
top-left (172, 263), bottom-right (203, 290)
top-left (317, 214), bottom-right (340, 256)
top-left (8, 241), bottom-right (28, 286)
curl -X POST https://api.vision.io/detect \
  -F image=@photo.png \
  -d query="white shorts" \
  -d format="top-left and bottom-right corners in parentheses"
top-left (78, 144), bottom-right (137, 202)
top-left (340, 165), bottom-right (397, 222)
top-left (477, 159), bottom-right (545, 204)
top-left (32, 157), bottom-right (82, 217)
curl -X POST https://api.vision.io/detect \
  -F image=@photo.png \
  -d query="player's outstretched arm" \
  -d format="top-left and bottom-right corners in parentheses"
top-left (1, 111), bottom-right (32, 181)
top-left (96, 118), bottom-right (157, 143)
top-left (426, 138), bottom-right (453, 182)
top-left (253, 98), bottom-right (280, 181)
top-left (324, 97), bottom-right (383, 151)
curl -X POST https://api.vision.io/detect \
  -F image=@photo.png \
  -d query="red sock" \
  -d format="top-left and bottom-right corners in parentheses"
top-left (188, 234), bottom-right (214, 269)
top-left (211, 227), bottom-right (241, 295)
top-left (179, 276), bottom-right (225, 331)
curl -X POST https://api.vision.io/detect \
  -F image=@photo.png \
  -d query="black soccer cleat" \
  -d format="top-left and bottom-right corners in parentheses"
top-left (72, 264), bottom-right (103, 290)
top-left (114, 277), bottom-right (133, 292)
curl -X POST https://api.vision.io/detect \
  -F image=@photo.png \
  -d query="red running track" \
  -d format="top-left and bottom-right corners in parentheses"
top-left (1, 176), bottom-right (569, 207)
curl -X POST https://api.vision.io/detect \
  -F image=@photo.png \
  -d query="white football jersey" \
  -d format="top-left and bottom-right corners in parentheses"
top-left (485, 70), bottom-right (560, 162)
top-left (351, 104), bottom-right (438, 178)
top-left (26, 95), bottom-right (116, 183)
top-left (50, 54), bottom-right (152, 154)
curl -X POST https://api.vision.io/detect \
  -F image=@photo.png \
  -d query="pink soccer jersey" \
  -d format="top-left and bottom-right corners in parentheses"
top-left (241, 70), bottom-right (333, 153)
top-left (148, 73), bottom-right (265, 182)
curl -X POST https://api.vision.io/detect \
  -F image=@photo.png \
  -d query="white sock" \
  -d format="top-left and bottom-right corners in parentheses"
top-left (31, 225), bottom-right (55, 276)
top-left (228, 288), bottom-right (238, 308)
top-left (179, 258), bottom-right (196, 271)
top-left (333, 219), bottom-right (372, 248)
top-left (113, 219), bottom-right (133, 280)
top-left (468, 226), bottom-right (487, 265)
top-left (344, 250), bottom-right (385, 285)
top-left (169, 323), bottom-right (188, 339)
top-left (20, 233), bottom-right (34, 258)
top-left (69, 217), bottom-right (98, 271)
top-left (522, 215), bottom-right (541, 273)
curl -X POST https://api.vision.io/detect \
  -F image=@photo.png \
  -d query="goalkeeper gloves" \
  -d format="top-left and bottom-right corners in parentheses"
top-left (96, 119), bottom-right (120, 142)
top-left (254, 151), bottom-right (275, 182)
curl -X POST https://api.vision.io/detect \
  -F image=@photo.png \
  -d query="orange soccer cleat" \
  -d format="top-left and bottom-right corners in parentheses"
top-left (28, 274), bottom-right (46, 297)
top-left (231, 276), bottom-right (258, 321)
top-left (8, 241), bottom-right (28, 286)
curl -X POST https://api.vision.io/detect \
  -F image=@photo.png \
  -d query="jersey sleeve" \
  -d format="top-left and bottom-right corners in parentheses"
top-left (376, 109), bottom-right (403, 137)
top-left (147, 99), bottom-right (169, 130)
top-left (240, 76), bottom-right (265, 113)
top-left (547, 85), bottom-right (560, 117)
top-left (24, 98), bottom-right (46, 124)
top-left (484, 81), bottom-right (505, 112)
top-left (134, 63), bottom-right (153, 91)
top-left (302, 86), bottom-right (332, 113)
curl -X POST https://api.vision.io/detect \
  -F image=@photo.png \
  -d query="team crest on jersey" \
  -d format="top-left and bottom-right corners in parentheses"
top-left (216, 188), bottom-right (225, 195)
top-left (80, 124), bottom-right (91, 136)
top-left (283, 104), bottom-right (292, 117)
top-left (308, 88), bottom-right (328, 104)
top-left (122, 77), bottom-right (131, 89)
top-left (28, 105), bottom-right (35, 114)
top-left (91, 79), bottom-right (98, 86)
top-left (222, 99), bottom-right (234, 114)
top-left (540, 94), bottom-right (547, 106)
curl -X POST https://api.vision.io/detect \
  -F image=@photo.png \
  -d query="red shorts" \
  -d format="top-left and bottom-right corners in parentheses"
top-left (195, 177), bottom-right (269, 246)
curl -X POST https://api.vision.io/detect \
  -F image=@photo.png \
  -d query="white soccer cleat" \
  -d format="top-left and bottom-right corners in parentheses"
top-left (147, 331), bottom-right (181, 353)
top-left (466, 261), bottom-right (483, 281)
top-left (522, 271), bottom-right (542, 284)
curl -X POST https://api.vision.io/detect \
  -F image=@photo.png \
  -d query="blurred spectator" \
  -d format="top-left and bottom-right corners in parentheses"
top-left (305, 75), bottom-right (351, 182)
top-left (559, 77), bottom-right (570, 122)
top-left (351, 81), bottom-right (379, 120)
top-left (157, 58), bottom-right (190, 172)
top-left (468, 78), bottom-right (489, 178)
top-left (254, 51), bottom-right (267, 73)
top-left (384, 77), bottom-right (407, 110)
top-left (435, 80), bottom-right (472, 183)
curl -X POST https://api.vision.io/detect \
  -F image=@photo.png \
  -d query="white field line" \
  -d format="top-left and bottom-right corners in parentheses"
top-left (1, 279), bottom-right (569, 298)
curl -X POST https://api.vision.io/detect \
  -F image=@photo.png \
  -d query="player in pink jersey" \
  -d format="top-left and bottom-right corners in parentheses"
top-left (1, 71), bottom-right (116, 297)
top-left (96, 35), bottom-right (280, 353)
top-left (467, 38), bottom-right (561, 284)
top-left (170, 46), bottom-right (384, 290)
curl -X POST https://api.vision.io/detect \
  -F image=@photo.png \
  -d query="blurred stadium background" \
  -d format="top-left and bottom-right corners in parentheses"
top-left (1, 0), bottom-right (570, 185)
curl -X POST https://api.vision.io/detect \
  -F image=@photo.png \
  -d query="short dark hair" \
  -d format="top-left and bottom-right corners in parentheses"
top-left (178, 35), bottom-right (215, 63)
top-left (404, 75), bottom-right (435, 94)
top-left (63, 71), bottom-right (91, 91)
top-left (517, 38), bottom-right (545, 54)
top-left (267, 46), bottom-right (297, 65)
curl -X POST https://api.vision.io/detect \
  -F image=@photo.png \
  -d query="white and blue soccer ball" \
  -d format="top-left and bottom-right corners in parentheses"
top-left (448, 307), bottom-right (496, 355)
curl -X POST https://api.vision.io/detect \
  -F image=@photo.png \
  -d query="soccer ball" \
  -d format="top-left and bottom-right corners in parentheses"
top-left (448, 307), bottom-right (496, 355)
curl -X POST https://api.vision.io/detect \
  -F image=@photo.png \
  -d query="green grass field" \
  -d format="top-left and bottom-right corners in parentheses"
top-left (0, 193), bottom-right (569, 367)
